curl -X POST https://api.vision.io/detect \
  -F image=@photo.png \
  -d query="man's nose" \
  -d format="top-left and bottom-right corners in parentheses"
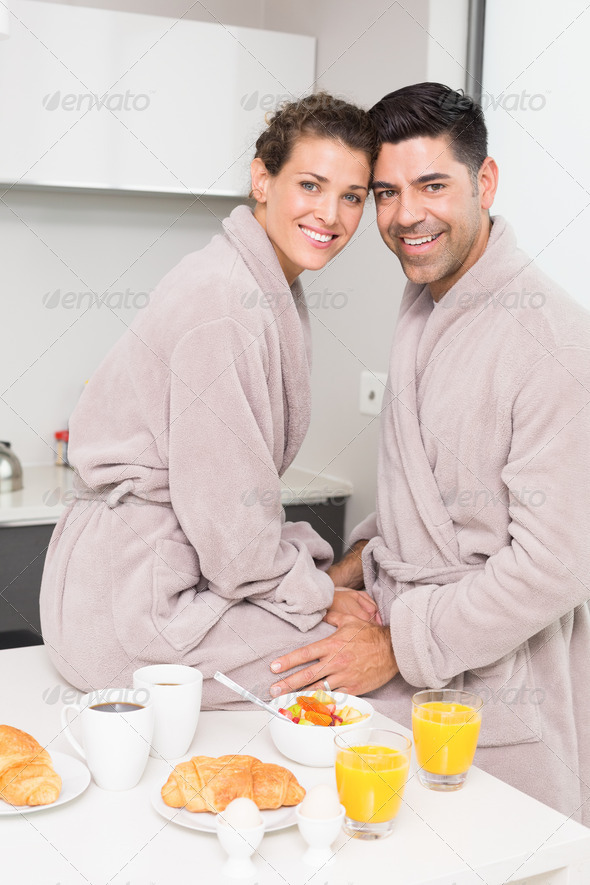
top-left (391, 192), bottom-right (426, 229)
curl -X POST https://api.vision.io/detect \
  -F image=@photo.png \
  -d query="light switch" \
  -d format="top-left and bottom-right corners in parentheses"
top-left (359, 370), bottom-right (388, 416)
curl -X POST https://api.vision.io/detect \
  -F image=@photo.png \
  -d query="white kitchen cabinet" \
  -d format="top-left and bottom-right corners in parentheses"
top-left (0, 1), bottom-right (315, 196)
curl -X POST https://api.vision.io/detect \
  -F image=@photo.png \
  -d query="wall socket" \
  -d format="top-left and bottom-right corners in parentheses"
top-left (359, 370), bottom-right (388, 416)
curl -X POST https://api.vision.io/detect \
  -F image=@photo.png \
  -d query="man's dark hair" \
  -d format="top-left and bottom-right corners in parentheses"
top-left (369, 82), bottom-right (488, 186)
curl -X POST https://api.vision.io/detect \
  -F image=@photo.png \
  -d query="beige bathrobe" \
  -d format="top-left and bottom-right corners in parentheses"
top-left (40, 206), bottom-right (336, 703)
top-left (351, 217), bottom-right (590, 824)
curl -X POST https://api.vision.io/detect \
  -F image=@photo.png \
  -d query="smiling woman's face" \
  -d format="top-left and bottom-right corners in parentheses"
top-left (252, 135), bottom-right (371, 285)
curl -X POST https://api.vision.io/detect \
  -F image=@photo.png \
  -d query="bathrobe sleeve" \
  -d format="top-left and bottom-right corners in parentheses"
top-left (389, 347), bottom-right (590, 687)
top-left (168, 317), bottom-right (334, 630)
top-left (349, 511), bottom-right (378, 547)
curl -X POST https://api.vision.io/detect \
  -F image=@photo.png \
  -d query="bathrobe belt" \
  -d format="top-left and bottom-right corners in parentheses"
top-left (73, 477), bottom-right (173, 510)
top-left (370, 540), bottom-right (483, 588)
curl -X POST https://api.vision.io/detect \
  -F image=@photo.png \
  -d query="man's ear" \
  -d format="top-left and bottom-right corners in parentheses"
top-left (250, 157), bottom-right (270, 203)
top-left (479, 156), bottom-right (499, 210)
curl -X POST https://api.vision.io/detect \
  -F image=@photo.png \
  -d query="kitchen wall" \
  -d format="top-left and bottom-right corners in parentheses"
top-left (482, 0), bottom-right (589, 311)
top-left (34, 0), bottom-right (266, 26)
top-left (264, 1), bottom-right (468, 533)
top-left (1, 0), bottom-right (468, 536)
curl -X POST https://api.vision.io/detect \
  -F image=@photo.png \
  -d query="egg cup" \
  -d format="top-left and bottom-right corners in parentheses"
top-left (216, 816), bottom-right (265, 879)
top-left (295, 804), bottom-right (345, 867)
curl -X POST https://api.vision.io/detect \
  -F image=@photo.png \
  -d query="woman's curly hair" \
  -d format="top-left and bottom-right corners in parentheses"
top-left (253, 92), bottom-right (378, 182)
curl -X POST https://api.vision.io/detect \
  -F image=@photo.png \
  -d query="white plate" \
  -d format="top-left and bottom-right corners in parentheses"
top-left (0, 751), bottom-right (91, 815)
top-left (151, 786), bottom-right (299, 833)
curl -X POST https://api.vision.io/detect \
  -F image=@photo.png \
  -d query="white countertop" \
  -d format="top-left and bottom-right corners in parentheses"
top-left (0, 464), bottom-right (353, 527)
top-left (3, 646), bottom-right (590, 885)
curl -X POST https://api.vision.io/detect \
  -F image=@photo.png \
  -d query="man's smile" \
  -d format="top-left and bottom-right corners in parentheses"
top-left (395, 230), bottom-right (443, 255)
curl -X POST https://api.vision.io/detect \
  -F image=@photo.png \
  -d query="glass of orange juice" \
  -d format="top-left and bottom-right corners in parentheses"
top-left (412, 689), bottom-right (483, 791)
top-left (334, 728), bottom-right (411, 839)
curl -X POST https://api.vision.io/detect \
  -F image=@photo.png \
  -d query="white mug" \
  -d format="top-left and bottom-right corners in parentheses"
top-left (133, 664), bottom-right (203, 759)
top-left (61, 687), bottom-right (154, 791)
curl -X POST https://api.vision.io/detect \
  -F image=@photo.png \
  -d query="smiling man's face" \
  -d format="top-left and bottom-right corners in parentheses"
top-left (372, 136), bottom-right (497, 300)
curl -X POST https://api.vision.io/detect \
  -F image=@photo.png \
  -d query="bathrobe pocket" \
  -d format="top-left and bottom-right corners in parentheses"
top-left (456, 641), bottom-right (542, 747)
top-left (151, 538), bottom-right (202, 651)
top-left (150, 537), bottom-right (239, 654)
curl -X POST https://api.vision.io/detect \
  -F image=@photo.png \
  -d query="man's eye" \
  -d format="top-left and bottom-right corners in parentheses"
top-left (376, 190), bottom-right (395, 200)
top-left (426, 183), bottom-right (445, 192)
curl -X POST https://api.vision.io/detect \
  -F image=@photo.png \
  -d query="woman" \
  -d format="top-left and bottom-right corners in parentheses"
top-left (40, 94), bottom-right (378, 705)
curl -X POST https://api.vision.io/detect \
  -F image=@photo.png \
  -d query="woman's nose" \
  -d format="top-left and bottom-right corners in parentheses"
top-left (314, 196), bottom-right (338, 227)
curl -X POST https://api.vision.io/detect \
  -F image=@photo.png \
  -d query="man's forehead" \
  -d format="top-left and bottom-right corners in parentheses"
top-left (374, 135), bottom-right (459, 184)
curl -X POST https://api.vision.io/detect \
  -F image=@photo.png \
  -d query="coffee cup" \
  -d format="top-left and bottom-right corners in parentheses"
top-left (61, 687), bottom-right (153, 790)
top-left (133, 664), bottom-right (203, 760)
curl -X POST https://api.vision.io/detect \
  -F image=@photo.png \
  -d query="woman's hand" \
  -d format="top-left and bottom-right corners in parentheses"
top-left (324, 588), bottom-right (382, 625)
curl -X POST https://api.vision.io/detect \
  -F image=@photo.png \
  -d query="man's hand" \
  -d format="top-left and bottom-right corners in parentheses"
top-left (269, 613), bottom-right (398, 698)
top-left (327, 540), bottom-right (368, 590)
top-left (325, 588), bottom-right (382, 625)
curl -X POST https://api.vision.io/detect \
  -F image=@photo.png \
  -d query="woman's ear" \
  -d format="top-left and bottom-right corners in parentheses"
top-left (250, 157), bottom-right (270, 203)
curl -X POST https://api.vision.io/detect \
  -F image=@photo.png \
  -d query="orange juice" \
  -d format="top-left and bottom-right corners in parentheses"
top-left (412, 702), bottom-right (481, 775)
top-left (335, 745), bottom-right (410, 823)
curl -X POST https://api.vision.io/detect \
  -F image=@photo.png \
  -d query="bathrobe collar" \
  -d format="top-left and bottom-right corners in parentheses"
top-left (380, 216), bottom-right (531, 571)
top-left (401, 216), bottom-right (529, 320)
top-left (223, 205), bottom-right (312, 474)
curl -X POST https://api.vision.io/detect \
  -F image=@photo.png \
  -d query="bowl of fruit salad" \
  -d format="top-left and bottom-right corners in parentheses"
top-left (269, 690), bottom-right (374, 767)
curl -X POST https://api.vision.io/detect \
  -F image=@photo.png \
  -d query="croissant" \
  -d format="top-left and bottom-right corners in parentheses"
top-left (161, 754), bottom-right (305, 813)
top-left (0, 725), bottom-right (62, 806)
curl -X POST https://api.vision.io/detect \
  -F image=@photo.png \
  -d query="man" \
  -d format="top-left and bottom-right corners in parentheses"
top-left (269, 82), bottom-right (590, 824)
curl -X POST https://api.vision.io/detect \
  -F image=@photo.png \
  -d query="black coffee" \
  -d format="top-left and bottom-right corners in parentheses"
top-left (90, 702), bottom-right (144, 713)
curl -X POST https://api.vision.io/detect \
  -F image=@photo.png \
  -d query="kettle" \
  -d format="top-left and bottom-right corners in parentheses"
top-left (0, 441), bottom-right (23, 493)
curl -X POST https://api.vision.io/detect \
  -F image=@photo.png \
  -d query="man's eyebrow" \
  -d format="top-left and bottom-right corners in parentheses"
top-left (298, 172), bottom-right (369, 192)
top-left (372, 172), bottom-right (452, 190)
top-left (415, 172), bottom-right (452, 184)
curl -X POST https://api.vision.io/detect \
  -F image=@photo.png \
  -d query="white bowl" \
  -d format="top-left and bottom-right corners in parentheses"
top-left (269, 691), bottom-right (374, 767)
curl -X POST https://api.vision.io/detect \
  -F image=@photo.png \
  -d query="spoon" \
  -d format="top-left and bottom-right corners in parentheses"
top-left (213, 672), bottom-right (294, 723)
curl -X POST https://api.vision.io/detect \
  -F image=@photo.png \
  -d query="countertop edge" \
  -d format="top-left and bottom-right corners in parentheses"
top-left (0, 464), bottom-right (353, 526)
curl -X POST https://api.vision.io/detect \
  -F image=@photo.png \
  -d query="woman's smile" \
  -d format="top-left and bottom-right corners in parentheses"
top-left (299, 223), bottom-right (339, 249)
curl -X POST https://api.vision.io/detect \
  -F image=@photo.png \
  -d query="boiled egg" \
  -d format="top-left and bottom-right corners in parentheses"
top-left (218, 797), bottom-right (263, 829)
top-left (298, 784), bottom-right (342, 820)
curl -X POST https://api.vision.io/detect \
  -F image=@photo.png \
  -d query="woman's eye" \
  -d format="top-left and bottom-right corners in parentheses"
top-left (301, 181), bottom-right (318, 191)
top-left (344, 193), bottom-right (362, 203)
